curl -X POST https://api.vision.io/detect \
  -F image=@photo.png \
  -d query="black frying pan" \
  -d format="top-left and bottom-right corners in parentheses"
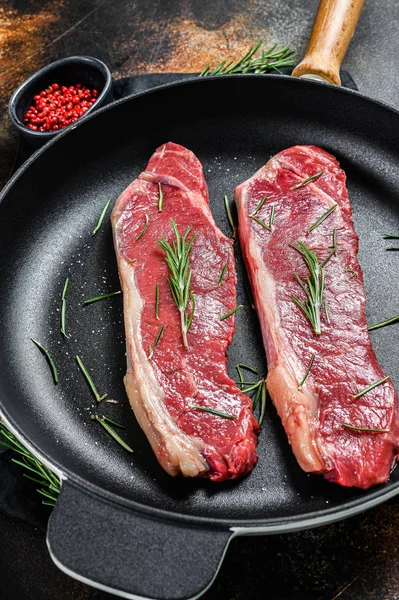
top-left (2, 3), bottom-right (399, 600)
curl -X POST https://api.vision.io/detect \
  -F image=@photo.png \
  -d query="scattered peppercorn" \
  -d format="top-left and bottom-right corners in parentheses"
top-left (23, 83), bottom-right (99, 132)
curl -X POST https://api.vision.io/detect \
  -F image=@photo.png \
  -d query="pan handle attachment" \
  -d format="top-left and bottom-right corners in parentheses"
top-left (292, 0), bottom-right (365, 85)
top-left (47, 480), bottom-right (233, 600)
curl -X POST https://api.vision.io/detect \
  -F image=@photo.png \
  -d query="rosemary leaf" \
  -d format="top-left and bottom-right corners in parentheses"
top-left (238, 363), bottom-right (259, 375)
top-left (31, 339), bottom-right (59, 385)
top-left (158, 182), bottom-right (164, 211)
top-left (199, 40), bottom-right (295, 77)
top-left (353, 375), bottom-right (390, 399)
top-left (269, 204), bottom-right (275, 227)
top-left (383, 234), bottom-right (399, 239)
top-left (298, 353), bottom-right (315, 389)
top-left (324, 300), bottom-right (330, 324)
top-left (224, 195), bottom-right (236, 238)
top-left (135, 213), bottom-right (149, 241)
top-left (76, 355), bottom-right (107, 402)
top-left (290, 172), bottom-right (324, 191)
top-left (253, 382), bottom-right (262, 410)
top-left (252, 195), bottom-right (267, 216)
top-left (218, 263), bottom-right (228, 287)
top-left (60, 277), bottom-right (69, 338)
top-left (148, 324), bottom-right (165, 360)
top-left (249, 215), bottom-right (272, 231)
top-left (155, 284), bottom-right (160, 320)
top-left (344, 269), bottom-right (356, 279)
top-left (368, 315), bottom-right (399, 331)
top-left (307, 204), bottom-right (337, 233)
top-left (242, 381), bottom-right (262, 393)
top-left (220, 304), bottom-right (243, 321)
top-left (92, 415), bottom-right (133, 452)
top-left (386, 247), bottom-right (399, 251)
top-left (92, 199), bottom-right (112, 236)
top-left (342, 423), bottom-right (389, 434)
top-left (101, 415), bottom-right (126, 429)
top-left (127, 258), bottom-right (137, 264)
top-left (259, 382), bottom-right (267, 425)
top-left (157, 220), bottom-right (196, 348)
top-left (236, 365), bottom-right (244, 383)
top-left (192, 405), bottom-right (235, 420)
top-left (83, 290), bottom-right (121, 305)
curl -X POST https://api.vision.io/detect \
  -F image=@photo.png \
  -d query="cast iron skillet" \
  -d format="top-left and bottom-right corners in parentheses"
top-left (2, 3), bottom-right (399, 600)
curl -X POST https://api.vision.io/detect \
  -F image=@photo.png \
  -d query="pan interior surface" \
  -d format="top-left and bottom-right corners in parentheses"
top-left (1, 76), bottom-right (399, 525)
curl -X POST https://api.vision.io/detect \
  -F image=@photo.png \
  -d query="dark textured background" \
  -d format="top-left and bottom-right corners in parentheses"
top-left (1, 1), bottom-right (399, 599)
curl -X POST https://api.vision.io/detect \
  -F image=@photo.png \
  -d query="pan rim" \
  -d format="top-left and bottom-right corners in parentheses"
top-left (2, 73), bottom-right (399, 531)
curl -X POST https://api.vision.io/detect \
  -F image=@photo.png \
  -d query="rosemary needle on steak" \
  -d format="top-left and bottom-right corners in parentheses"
top-left (157, 220), bottom-right (196, 349)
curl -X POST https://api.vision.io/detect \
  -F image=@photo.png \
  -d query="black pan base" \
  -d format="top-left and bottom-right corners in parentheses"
top-left (1, 75), bottom-right (399, 528)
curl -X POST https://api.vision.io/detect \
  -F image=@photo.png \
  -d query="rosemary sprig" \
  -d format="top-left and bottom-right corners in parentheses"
top-left (135, 214), bottom-right (149, 241)
top-left (83, 290), bottom-right (121, 305)
top-left (60, 277), bottom-right (69, 338)
top-left (291, 241), bottom-right (325, 336)
top-left (192, 405), bottom-right (235, 420)
top-left (92, 199), bottom-right (112, 236)
top-left (298, 353), bottom-right (315, 389)
top-left (219, 263), bottom-right (228, 287)
top-left (155, 284), bottom-right (160, 320)
top-left (0, 420), bottom-right (61, 506)
top-left (220, 304), bottom-right (243, 321)
top-left (91, 415), bottom-right (133, 452)
top-left (353, 375), bottom-right (390, 399)
top-left (148, 324), bottom-right (165, 360)
top-left (368, 314), bottom-right (399, 331)
top-left (158, 182), bottom-right (164, 212)
top-left (249, 215), bottom-right (272, 231)
top-left (31, 339), bottom-right (58, 385)
top-left (342, 423), bottom-right (389, 434)
top-left (199, 40), bottom-right (295, 77)
top-left (290, 172), bottom-right (324, 191)
top-left (344, 269), bottom-right (356, 279)
top-left (224, 195), bottom-right (236, 238)
top-left (157, 220), bottom-right (196, 349)
top-left (76, 355), bottom-right (107, 402)
top-left (307, 205), bottom-right (337, 233)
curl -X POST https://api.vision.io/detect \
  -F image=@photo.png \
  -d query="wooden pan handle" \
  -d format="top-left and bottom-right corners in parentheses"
top-left (292, 0), bottom-right (365, 85)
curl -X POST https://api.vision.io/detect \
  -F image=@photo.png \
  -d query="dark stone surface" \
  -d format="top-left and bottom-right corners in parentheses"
top-left (1, 1), bottom-right (399, 599)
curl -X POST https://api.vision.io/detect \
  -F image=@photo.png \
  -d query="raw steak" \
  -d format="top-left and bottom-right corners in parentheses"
top-left (112, 142), bottom-right (259, 481)
top-left (235, 145), bottom-right (399, 489)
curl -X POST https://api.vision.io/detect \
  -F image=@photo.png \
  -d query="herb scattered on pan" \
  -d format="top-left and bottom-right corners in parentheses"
top-left (224, 194), bottom-right (236, 238)
top-left (385, 247), bottom-right (399, 251)
top-left (76, 355), bottom-right (107, 402)
top-left (192, 405), bottom-right (235, 420)
top-left (236, 363), bottom-right (259, 384)
top-left (353, 375), bottom-right (390, 399)
top-left (31, 339), bottom-right (59, 385)
top-left (91, 415), bottom-right (134, 452)
top-left (243, 273), bottom-right (255, 309)
top-left (83, 290), bottom-right (121, 305)
top-left (158, 182), bottom-right (164, 212)
top-left (220, 304), bottom-right (243, 321)
top-left (368, 315), bottom-right (399, 331)
top-left (155, 284), bottom-right (160, 319)
top-left (344, 269), bottom-right (356, 279)
top-left (218, 263), bottom-right (228, 287)
top-left (0, 420), bottom-right (61, 506)
top-left (290, 172), bottom-right (324, 191)
top-left (148, 324), bottom-right (165, 360)
top-left (235, 364), bottom-right (267, 425)
top-left (307, 204), bottom-right (337, 234)
top-left (92, 198), bottom-right (112, 236)
top-left (199, 40), bottom-right (295, 77)
top-left (383, 234), bottom-right (399, 239)
top-left (290, 241), bottom-right (325, 336)
top-left (135, 213), bottom-right (149, 241)
top-left (157, 220), bottom-right (196, 349)
top-left (342, 423), bottom-right (389, 434)
top-left (298, 353), bottom-right (315, 389)
top-left (60, 277), bottom-right (69, 338)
